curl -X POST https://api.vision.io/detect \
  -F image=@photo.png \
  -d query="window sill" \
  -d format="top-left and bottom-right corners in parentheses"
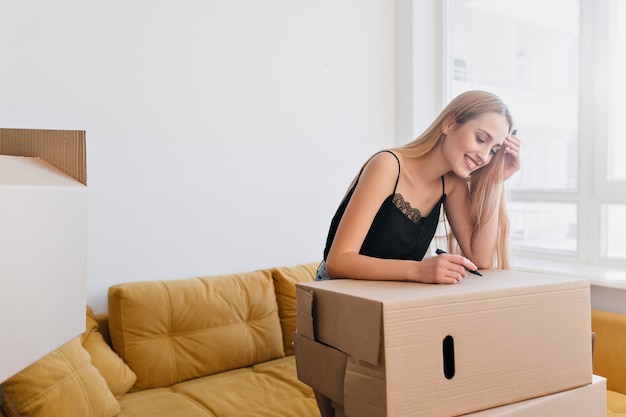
top-left (511, 256), bottom-right (626, 290)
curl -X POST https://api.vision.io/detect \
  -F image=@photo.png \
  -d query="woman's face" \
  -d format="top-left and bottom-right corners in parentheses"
top-left (443, 112), bottom-right (509, 178)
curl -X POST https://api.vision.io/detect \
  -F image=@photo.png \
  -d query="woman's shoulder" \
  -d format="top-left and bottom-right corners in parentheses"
top-left (444, 172), bottom-right (469, 194)
top-left (366, 149), bottom-right (401, 169)
top-left (362, 150), bottom-right (401, 175)
top-left (353, 150), bottom-right (402, 195)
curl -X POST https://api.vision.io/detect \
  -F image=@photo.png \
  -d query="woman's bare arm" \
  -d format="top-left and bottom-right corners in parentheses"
top-left (326, 153), bottom-right (475, 284)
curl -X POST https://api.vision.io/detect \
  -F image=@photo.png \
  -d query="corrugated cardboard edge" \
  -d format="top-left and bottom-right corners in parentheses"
top-left (0, 128), bottom-right (87, 185)
top-left (591, 332), bottom-right (596, 366)
top-left (296, 286), bottom-right (316, 340)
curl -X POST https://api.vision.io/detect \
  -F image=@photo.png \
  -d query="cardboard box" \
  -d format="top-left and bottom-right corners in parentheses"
top-left (329, 375), bottom-right (606, 417)
top-left (295, 270), bottom-right (592, 417)
top-left (0, 128), bottom-right (87, 382)
top-left (462, 375), bottom-right (606, 417)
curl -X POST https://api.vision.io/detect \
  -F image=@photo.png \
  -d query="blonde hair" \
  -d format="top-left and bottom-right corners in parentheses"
top-left (397, 90), bottom-right (513, 269)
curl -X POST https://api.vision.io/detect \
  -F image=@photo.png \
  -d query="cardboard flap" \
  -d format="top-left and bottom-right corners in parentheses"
top-left (0, 128), bottom-right (86, 185)
top-left (325, 292), bottom-right (381, 365)
top-left (297, 282), bottom-right (382, 366)
top-left (294, 333), bottom-right (347, 404)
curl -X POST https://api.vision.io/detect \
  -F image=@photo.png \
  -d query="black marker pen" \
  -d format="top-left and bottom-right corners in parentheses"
top-left (435, 248), bottom-right (482, 276)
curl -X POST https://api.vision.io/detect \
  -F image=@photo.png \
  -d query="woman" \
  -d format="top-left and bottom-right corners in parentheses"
top-left (314, 89), bottom-right (521, 415)
top-left (317, 90), bottom-right (520, 285)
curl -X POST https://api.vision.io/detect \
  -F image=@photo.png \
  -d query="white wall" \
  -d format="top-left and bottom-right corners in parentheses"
top-left (591, 286), bottom-right (626, 315)
top-left (1, 1), bottom-right (414, 312)
top-left (4, 1), bottom-right (620, 315)
top-left (396, 0), bottom-right (442, 142)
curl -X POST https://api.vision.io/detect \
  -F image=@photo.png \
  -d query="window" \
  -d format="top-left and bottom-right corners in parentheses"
top-left (445, 0), bottom-right (626, 267)
top-left (608, 1), bottom-right (626, 183)
top-left (453, 57), bottom-right (468, 82)
top-left (605, 204), bottom-right (626, 258)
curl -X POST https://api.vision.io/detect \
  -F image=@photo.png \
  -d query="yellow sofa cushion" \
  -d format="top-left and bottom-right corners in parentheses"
top-left (608, 389), bottom-right (626, 415)
top-left (271, 263), bottom-right (318, 355)
top-left (108, 268), bottom-right (285, 391)
top-left (592, 309), bottom-right (626, 395)
top-left (116, 356), bottom-right (317, 417)
top-left (82, 306), bottom-right (137, 397)
top-left (0, 338), bottom-right (120, 417)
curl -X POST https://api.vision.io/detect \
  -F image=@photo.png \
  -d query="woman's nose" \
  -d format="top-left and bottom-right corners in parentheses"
top-left (477, 148), bottom-right (491, 163)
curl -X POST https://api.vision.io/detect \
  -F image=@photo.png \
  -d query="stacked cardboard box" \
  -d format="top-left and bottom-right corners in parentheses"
top-left (295, 269), bottom-right (604, 416)
top-left (0, 129), bottom-right (87, 382)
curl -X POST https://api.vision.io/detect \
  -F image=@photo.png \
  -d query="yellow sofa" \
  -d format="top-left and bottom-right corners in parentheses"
top-left (3, 270), bottom-right (623, 417)
top-left (592, 309), bottom-right (626, 417)
top-left (0, 263), bottom-right (321, 417)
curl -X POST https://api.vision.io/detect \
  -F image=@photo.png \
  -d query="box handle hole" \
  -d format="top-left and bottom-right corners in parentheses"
top-left (442, 335), bottom-right (455, 379)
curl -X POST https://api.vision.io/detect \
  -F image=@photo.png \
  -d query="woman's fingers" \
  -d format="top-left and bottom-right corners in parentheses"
top-left (431, 254), bottom-right (469, 284)
top-left (503, 132), bottom-right (521, 180)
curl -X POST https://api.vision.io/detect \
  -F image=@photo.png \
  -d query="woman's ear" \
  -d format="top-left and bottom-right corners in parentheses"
top-left (442, 116), bottom-right (455, 135)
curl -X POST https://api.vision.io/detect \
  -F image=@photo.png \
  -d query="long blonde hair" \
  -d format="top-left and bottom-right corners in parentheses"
top-left (397, 90), bottom-right (513, 269)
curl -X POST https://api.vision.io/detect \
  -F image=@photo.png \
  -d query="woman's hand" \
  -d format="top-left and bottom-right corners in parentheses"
top-left (503, 131), bottom-right (521, 181)
top-left (411, 254), bottom-right (477, 284)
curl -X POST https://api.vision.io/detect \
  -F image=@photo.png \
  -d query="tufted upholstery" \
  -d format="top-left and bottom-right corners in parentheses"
top-left (108, 268), bottom-right (285, 391)
top-left (1, 264), bottom-right (320, 417)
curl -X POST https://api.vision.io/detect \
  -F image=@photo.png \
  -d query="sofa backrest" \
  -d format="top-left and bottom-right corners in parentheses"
top-left (108, 268), bottom-right (284, 391)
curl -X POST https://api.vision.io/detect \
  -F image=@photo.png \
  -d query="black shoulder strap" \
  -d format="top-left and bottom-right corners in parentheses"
top-left (386, 150), bottom-right (401, 193)
top-left (353, 149), bottom-right (400, 191)
top-left (441, 175), bottom-right (445, 195)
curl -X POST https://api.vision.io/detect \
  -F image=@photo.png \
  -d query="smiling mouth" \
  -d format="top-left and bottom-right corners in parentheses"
top-left (464, 155), bottom-right (478, 170)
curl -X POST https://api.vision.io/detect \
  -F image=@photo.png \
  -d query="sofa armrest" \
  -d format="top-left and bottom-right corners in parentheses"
top-left (591, 309), bottom-right (626, 395)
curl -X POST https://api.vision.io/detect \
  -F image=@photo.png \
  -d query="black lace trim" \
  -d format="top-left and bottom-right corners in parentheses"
top-left (392, 193), bottom-right (422, 223)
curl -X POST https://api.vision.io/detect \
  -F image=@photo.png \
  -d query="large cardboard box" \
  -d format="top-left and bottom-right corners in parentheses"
top-left (295, 270), bottom-right (592, 417)
top-left (0, 129), bottom-right (87, 382)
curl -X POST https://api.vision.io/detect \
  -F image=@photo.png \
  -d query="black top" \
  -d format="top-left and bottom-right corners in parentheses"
top-left (323, 150), bottom-right (446, 262)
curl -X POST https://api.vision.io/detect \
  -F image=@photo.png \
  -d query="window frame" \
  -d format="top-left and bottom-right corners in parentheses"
top-left (440, 0), bottom-right (626, 269)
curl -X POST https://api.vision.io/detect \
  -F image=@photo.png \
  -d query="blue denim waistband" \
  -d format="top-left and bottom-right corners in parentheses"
top-left (315, 260), bottom-right (330, 281)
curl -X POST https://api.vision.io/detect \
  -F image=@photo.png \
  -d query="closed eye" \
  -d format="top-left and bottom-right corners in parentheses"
top-left (476, 135), bottom-right (498, 155)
